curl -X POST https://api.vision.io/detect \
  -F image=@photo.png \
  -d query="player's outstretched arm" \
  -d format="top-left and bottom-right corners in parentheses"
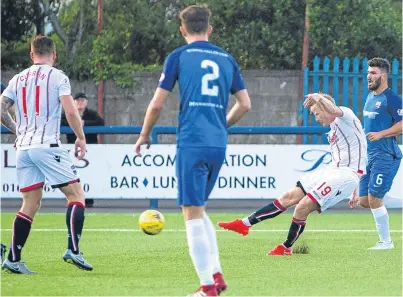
top-left (227, 89), bottom-right (251, 128)
top-left (0, 95), bottom-right (16, 134)
top-left (305, 93), bottom-right (343, 117)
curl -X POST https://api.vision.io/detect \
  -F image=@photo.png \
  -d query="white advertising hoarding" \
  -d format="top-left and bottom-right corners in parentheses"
top-left (1, 144), bottom-right (402, 199)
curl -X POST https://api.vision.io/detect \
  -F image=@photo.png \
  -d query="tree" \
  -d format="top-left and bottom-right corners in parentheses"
top-left (40, 0), bottom-right (92, 59)
top-left (89, 0), bottom-right (174, 86)
top-left (1, 0), bottom-right (401, 86)
top-left (1, 0), bottom-right (42, 41)
top-left (1, 0), bottom-right (95, 73)
top-left (204, 0), bottom-right (306, 69)
top-left (43, 0), bottom-right (97, 80)
top-left (309, 0), bottom-right (402, 63)
top-left (90, 0), bottom-right (306, 75)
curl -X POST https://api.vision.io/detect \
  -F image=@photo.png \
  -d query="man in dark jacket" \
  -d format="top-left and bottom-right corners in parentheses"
top-left (61, 92), bottom-right (105, 143)
top-left (61, 92), bottom-right (105, 207)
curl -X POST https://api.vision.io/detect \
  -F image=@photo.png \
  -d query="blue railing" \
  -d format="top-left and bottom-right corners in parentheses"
top-left (1, 125), bottom-right (330, 145)
top-left (303, 56), bottom-right (402, 144)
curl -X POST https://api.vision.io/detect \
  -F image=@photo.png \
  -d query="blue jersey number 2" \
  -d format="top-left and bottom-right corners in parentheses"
top-left (201, 60), bottom-right (219, 96)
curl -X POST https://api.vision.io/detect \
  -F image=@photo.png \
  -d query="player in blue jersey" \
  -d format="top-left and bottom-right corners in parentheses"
top-left (134, 5), bottom-right (251, 297)
top-left (351, 58), bottom-right (402, 250)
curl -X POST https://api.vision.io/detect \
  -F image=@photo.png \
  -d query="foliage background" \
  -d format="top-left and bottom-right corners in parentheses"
top-left (1, 0), bottom-right (402, 88)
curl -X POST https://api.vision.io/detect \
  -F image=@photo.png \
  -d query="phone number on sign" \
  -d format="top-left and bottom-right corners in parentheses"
top-left (2, 183), bottom-right (90, 193)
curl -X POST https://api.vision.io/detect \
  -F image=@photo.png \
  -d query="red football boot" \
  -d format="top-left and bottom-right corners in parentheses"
top-left (217, 219), bottom-right (250, 236)
top-left (267, 244), bottom-right (293, 256)
top-left (213, 272), bottom-right (227, 295)
top-left (189, 284), bottom-right (218, 297)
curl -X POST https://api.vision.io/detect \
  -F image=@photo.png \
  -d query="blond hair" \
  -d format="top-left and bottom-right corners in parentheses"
top-left (319, 93), bottom-right (335, 104)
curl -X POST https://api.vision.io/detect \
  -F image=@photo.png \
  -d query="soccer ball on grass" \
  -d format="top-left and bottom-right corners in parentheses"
top-left (138, 209), bottom-right (165, 235)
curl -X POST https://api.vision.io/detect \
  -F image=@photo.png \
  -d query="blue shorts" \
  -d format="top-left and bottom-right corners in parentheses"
top-left (359, 154), bottom-right (401, 198)
top-left (176, 147), bottom-right (226, 206)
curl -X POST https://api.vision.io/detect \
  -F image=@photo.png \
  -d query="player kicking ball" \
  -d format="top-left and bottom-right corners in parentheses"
top-left (219, 93), bottom-right (368, 256)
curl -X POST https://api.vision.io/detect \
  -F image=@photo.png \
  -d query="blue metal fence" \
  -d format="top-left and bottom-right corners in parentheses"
top-left (1, 126), bottom-right (330, 142)
top-left (302, 56), bottom-right (402, 144)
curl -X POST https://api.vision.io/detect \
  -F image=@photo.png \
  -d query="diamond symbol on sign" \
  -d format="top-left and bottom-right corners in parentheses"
top-left (143, 178), bottom-right (149, 187)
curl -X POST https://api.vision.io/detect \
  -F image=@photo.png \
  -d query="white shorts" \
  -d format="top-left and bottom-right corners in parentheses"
top-left (16, 146), bottom-right (79, 192)
top-left (298, 167), bottom-right (359, 212)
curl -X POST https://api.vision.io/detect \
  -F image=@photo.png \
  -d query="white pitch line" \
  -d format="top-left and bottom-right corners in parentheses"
top-left (0, 228), bottom-right (402, 233)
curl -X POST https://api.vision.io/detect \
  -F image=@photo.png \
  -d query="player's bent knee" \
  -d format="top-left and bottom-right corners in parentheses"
top-left (279, 187), bottom-right (304, 208)
top-left (21, 199), bottom-right (41, 213)
top-left (21, 187), bottom-right (42, 203)
top-left (182, 205), bottom-right (204, 221)
top-left (294, 197), bottom-right (316, 218)
top-left (368, 194), bottom-right (383, 208)
top-left (21, 189), bottom-right (42, 217)
top-left (60, 182), bottom-right (85, 203)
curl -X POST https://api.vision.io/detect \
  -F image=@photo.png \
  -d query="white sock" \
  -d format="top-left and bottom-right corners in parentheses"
top-left (185, 219), bottom-right (214, 286)
top-left (383, 194), bottom-right (402, 208)
top-left (203, 212), bottom-right (222, 275)
top-left (371, 206), bottom-right (392, 242)
top-left (242, 217), bottom-right (252, 226)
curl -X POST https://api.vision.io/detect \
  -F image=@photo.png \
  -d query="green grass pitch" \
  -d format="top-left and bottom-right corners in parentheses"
top-left (1, 212), bottom-right (402, 296)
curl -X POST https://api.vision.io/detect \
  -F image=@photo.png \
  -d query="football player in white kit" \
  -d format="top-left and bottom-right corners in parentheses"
top-left (218, 93), bottom-right (368, 256)
top-left (0, 36), bottom-right (93, 273)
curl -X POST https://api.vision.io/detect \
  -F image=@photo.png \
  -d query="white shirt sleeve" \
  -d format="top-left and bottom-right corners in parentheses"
top-left (2, 75), bottom-right (18, 102)
top-left (57, 72), bottom-right (72, 97)
top-left (338, 106), bottom-right (356, 123)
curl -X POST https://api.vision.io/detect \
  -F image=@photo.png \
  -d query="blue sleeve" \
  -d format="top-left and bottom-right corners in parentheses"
top-left (158, 51), bottom-right (180, 91)
top-left (230, 60), bottom-right (246, 94)
top-left (1, 83), bottom-right (6, 94)
top-left (387, 93), bottom-right (403, 122)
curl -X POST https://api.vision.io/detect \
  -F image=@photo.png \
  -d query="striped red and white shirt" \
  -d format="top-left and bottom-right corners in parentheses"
top-left (327, 107), bottom-right (367, 174)
top-left (3, 64), bottom-right (71, 150)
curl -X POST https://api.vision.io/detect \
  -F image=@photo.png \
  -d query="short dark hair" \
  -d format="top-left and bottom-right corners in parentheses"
top-left (74, 92), bottom-right (88, 100)
top-left (31, 35), bottom-right (55, 56)
top-left (179, 5), bottom-right (211, 34)
top-left (368, 58), bottom-right (390, 74)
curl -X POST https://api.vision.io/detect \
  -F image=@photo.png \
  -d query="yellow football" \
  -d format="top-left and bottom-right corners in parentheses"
top-left (138, 209), bottom-right (165, 235)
